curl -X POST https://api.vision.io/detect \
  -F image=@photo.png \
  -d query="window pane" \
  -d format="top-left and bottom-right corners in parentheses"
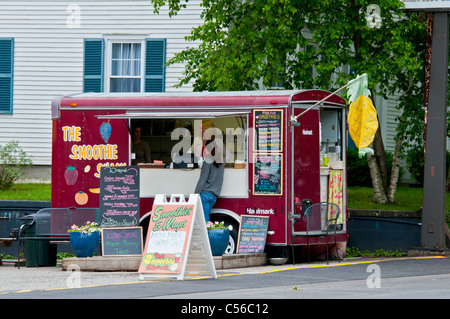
top-left (132, 43), bottom-right (141, 59)
top-left (111, 60), bottom-right (120, 76)
top-left (122, 44), bottom-right (131, 59)
top-left (132, 60), bottom-right (141, 76)
top-left (112, 43), bottom-right (121, 59)
top-left (130, 78), bottom-right (141, 92)
top-left (110, 78), bottom-right (141, 93)
top-left (122, 60), bottom-right (131, 76)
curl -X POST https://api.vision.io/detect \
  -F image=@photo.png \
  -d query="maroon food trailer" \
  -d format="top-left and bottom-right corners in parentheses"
top-left (51, 90), bottom-right (348, 261)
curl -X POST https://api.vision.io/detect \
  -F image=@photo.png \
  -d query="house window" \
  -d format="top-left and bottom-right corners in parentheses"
top-left (83, 38), bottom-right (166, 93)
top-left (110, 43), bottom-right (142, 92)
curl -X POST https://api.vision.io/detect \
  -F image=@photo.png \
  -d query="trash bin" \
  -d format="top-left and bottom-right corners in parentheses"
top-left (20, 214), bottom-right (56, 267)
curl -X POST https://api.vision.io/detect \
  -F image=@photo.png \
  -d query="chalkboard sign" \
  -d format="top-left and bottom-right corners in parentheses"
top-left (100, 166), bottom-right (140, 227)
top-left (101, 227), bottom-right (143, 256)
top-left (253, 154), bottom-right (282, 195)
top-left (254, 109), bottom-right (283, 152)
top-left (237, 215), bottom-right (269, 254)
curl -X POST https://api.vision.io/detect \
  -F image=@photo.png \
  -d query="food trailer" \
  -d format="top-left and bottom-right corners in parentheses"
top-left (51, 90), bottom-right (348, 260)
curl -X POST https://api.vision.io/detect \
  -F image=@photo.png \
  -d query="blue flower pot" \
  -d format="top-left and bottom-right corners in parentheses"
top-left (70, 232), bottom-right (100, 257)
top-left (208, 229), bottom-right (229, 256)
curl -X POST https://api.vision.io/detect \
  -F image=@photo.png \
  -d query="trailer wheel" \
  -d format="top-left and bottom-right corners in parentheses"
top-left (223, 220), bottom-right (239, 254)
top-left (140, 216), bottom-right (150, 245)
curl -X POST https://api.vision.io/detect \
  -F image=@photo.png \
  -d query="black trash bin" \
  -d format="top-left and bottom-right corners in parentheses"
top-left (20, 214), bottom-right (56, 267)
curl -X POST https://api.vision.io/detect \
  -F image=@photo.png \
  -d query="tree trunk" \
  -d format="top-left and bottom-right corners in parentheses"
top-left (370, 96), bottom-right (388, 190)
top-left (367, 151), bottom-right (388, 204)
top-left (388, 137), bottom-right (403, 203)
top-left (365, 94), bottom-right (389, 204)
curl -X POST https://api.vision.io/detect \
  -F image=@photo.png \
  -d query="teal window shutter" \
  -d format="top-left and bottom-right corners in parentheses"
top-left (83, 39), bottom-right (104, 92)
top-left (145, 39), bottom-right (166, 92)
top-left (0, 38), bottom-right (14, 114)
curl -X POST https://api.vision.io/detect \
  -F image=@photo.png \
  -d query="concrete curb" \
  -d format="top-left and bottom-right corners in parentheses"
top-left (61, 253), bottom-right (267, 272)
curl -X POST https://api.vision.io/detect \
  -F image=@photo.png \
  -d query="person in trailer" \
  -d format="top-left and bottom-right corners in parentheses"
top-left (194, 139), bottom-right (225, 221)
top-left (191, 120), bottom-right (216, 158)
top-left (131, 126), bottom-right (151, 165)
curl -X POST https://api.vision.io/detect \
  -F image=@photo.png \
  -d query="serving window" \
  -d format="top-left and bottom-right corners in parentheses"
top-left (129, 115), bottom-right (248, 168)
top-left (118, 113), bottom-right (250, 198)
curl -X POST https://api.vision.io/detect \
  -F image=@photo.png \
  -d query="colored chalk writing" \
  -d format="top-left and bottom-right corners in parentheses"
top-left (254, 110), bottom-right (283, 152)
top-left (100, 166), bottom-right (140, 227)
top-left (237, 215), bottom-right (269, 254)
top-left (253, 154), bottom-right (282, 195)
top-left (101, 226), bottom-right (143, 256)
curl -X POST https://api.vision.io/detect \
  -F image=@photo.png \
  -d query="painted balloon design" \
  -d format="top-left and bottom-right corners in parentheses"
top-left (99, 121), bottom-right (112, 143)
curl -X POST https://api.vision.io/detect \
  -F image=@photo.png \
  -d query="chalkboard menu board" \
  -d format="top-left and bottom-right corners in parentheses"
top-left (101, 227), bottom-right (143, 256)
top-left (237, 215), bottom-right (269, 254)
top-left (254, 109), bottom-right (283, 152)
top-left (253, 154), bottom-right (282, 195)
top-left (100, 166), bottom-right (140, 227)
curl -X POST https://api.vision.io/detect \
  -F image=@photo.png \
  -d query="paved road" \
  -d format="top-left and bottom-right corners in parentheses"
top-left (1, 256), bottom-right (449, 301)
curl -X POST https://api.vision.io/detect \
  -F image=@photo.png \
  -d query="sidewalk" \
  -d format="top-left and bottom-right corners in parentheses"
top-left (0, 257), bottom-right (385, 294)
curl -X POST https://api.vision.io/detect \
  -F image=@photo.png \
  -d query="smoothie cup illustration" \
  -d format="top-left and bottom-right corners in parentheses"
top-left (170, 253), bottom-right (183, 271)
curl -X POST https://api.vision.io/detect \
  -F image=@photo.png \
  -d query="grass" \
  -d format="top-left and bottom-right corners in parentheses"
top-left (348, 186), bottom-right (450, 212)
top-left (0, 183), bottom-right (449, 215)
top-left (0, 183), bottom-right (51, 201)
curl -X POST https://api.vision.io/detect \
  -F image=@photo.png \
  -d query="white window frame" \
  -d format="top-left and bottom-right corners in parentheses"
top-left (104, 36), bottom-right (146, 93)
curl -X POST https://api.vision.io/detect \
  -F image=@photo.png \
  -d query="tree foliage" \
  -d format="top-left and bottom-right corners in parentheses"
top-left (152, 0), bottom-right (425, 96)
top-left (150, 0), bottom-right (427, 203)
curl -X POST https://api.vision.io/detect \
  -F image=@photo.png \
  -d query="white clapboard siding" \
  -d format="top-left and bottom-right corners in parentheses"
top-left (0, 0), bottom-right (203, 165)
top-left (375, 91), bottom-right (402, 153)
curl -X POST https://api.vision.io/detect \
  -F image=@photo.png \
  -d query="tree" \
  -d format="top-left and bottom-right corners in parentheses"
top-left (150, 0), bottom-right (426, 204)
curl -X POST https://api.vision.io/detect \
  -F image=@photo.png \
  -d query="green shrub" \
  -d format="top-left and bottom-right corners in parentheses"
top-left (0, 141), bottom-right (33, 190)
top-left (405, 146), bottom-right (450, 186)
top-left (346, 147), bottom-right (403, 187)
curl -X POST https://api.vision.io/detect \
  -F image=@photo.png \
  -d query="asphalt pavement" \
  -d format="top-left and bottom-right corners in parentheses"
top-left (1, 255), bottom-right (450, 301)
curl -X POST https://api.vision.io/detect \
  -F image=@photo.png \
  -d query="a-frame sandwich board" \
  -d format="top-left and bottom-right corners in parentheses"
top-left (138, 194), bottom-right (217, 281)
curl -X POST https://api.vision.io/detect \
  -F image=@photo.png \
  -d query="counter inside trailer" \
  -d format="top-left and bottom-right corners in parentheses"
top-left (139, 167), bottom-right (248, 198)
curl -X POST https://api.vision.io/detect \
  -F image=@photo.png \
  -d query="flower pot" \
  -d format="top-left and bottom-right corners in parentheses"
top-left (208, 228), bottom-right (229, 256)
top-left (70, 231), bottom-right (100, 258)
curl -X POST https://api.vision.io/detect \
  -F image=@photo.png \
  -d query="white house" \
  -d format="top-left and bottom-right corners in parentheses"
top-left (0, 0), bottom-right (203, 181)
top-left (0, 0), bottom-right (406, 183)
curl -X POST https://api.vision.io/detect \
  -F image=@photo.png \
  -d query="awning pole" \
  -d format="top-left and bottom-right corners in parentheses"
top-left (290, 74), bottom-right (366, 124)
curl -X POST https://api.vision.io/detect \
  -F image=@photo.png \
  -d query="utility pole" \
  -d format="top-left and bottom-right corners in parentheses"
top-left (421, 12), bottom-right (448, 249)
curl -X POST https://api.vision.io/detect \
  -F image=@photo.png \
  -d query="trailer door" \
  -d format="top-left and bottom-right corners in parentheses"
top-left (291, 105), bottom-right (321, 231)
top-left (291, 103), bottom-right (347, 237)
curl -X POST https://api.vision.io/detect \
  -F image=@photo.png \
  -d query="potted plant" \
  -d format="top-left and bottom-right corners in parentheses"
top-left (206, 221), bottom-right (232, 256)
top-left (67, 221), bottom-right (100, 258)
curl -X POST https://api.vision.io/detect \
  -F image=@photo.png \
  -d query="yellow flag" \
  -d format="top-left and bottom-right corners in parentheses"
top-left (348, 95), bottom-right (378, 149)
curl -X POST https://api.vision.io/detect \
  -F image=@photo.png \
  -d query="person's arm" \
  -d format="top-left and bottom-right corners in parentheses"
top-left (194, 164), bottom-right (210, 194)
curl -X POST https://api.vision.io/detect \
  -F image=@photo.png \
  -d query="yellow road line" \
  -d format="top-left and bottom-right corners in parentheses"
top-left (1, 256), bottom-right (446, 295)
top-left (259, 256), bottom-right (447, 274)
